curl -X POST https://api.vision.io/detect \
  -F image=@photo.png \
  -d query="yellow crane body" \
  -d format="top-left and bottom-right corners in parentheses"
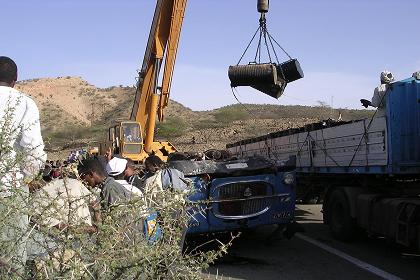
top-left (103, 0), bottom-right (187, 162)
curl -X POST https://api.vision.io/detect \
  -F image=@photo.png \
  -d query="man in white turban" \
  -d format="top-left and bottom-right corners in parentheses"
top-left (361, 70), bottom-right (394, 117)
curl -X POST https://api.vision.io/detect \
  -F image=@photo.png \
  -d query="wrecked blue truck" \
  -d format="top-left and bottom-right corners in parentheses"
top-left (168, 156), bottom-right (296, 235)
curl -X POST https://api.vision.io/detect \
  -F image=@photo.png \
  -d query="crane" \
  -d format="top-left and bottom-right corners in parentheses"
top-left (104, 0), bottom-right (287, 163)
top-left (106, 0), bottom-right (187, 162)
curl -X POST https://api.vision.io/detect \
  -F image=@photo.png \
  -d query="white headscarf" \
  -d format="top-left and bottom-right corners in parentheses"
top-left (380, 70), bottom-right (394, 84)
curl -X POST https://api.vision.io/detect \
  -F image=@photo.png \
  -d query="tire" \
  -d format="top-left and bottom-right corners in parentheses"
top-left (328, 188), bottom-right (357, 241)
top-left (417, 226), bottom-right (420, 252)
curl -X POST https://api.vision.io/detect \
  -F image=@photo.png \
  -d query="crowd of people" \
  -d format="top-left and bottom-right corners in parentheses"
top-left (28, 149), bottom-right (190, 253)
top-left (0, 56), bottom-right (191, 275)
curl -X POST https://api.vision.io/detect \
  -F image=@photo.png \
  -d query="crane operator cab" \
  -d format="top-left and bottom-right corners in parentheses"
top-left (123, 122), bottom-right (142, 143)
top-left (105, 120), bottom-right (176, 163)
top-left (108, 121), bottom-right (144, 161)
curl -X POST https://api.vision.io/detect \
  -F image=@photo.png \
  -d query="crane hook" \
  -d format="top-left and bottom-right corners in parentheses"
top-left (257, 0), bottom-right (269, 13)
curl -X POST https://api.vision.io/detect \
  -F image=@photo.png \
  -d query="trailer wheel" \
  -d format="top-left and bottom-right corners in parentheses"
top-left (417, 226), bottom-right (420, 252)
top-left (328, 188), bottom-right (356, 241)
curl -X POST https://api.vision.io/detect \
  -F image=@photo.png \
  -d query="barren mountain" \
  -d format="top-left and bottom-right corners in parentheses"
top-left (16, 77), bottom-right (132, 128)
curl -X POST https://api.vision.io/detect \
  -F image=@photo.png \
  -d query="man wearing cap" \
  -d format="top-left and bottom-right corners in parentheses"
top-left (105, 157), bottom-right (143, 197)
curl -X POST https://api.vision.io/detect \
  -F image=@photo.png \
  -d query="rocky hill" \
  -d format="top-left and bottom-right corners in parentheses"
top-left (15, 77), bottom-right (373, 156)
top-left (16, 77), bottom-right (132, 133)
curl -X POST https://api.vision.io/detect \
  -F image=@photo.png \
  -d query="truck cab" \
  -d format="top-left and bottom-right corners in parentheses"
top-left (168, 157), bottom-right (297, 235)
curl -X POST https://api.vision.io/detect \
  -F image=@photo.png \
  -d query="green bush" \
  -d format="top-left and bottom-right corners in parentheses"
top-left (50, 126), bottom-right (90, 140)
top-left (214, 107), bottom-right (248, 124)
top-left (156, 117), bottom-right (187, 138)
top-left (193, 119), bottom-right (227, 130)
top-left (45, 124), bottom-right (108, 144)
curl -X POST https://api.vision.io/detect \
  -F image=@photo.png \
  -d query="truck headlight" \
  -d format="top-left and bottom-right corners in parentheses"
top-left (283, 173), bottom-right (295, 185)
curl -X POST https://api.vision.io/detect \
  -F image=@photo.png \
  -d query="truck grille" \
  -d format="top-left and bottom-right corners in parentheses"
top-left (215, 182), bottom-right (271, 218)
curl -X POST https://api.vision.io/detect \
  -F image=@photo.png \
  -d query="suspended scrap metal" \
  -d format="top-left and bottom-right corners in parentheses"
top-left (228, 0), bottom-right (304, 99)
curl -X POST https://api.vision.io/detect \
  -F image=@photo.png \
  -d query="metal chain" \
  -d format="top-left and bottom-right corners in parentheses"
top-left (236, 26), bottom-right (261, 65)
top-left (236, 13), bottom-right (292, 66)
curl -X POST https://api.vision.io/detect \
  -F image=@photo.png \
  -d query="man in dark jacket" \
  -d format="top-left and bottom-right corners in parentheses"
top-left (77, 158), bottom-right (143, 246)
top-left (77, 158), bottom-right (131, 210)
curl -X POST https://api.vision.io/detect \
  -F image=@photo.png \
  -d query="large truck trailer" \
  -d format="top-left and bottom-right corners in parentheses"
top-left (226, 73), bottom-right (420, 248)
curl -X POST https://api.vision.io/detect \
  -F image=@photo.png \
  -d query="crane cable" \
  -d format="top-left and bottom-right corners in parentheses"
top-left (230, 87), bottom-right (267, 139)
top-left (235, 13), bottom-right (292, 66)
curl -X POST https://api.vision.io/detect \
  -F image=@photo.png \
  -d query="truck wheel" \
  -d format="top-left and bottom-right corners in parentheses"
top-left (328, 189), bottom-right (356, 241)
top-left (417, 226), bottom-right (420, 252)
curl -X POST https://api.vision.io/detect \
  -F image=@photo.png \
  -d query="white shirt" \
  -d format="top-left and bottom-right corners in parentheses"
top-left (371, 84), bottom-right (387, 117)
top-left (115, 179), bottom-right (144, 197)
top-left (143, 170), bottom-right (188, 207)
top-left (32, 178), bottom-right (95, 227)
top-left (0, 86), bottom-right (46, 196)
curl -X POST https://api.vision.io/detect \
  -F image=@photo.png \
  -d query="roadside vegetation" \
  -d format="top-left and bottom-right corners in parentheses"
top-left (156, 117), bottom-right (187, 138)
top-left (0, 107), bottom-right (232, 279)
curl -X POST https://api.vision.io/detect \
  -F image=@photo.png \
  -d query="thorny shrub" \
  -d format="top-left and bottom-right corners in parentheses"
top-left (0, 103), bottom-right (233, 279)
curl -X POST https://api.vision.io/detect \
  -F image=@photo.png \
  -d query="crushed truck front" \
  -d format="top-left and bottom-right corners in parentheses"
top-left (168, 157), bottom-right (296, 235)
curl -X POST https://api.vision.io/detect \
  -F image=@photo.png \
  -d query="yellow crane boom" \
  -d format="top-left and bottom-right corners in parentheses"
top-left (101, 0), bottom-right (187, 162)
top-left (131, 0), bottom-right (187, 154)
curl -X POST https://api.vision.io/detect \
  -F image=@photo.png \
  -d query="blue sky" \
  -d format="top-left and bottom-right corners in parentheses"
top-left (1, 0), bottom-right (419, 111)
